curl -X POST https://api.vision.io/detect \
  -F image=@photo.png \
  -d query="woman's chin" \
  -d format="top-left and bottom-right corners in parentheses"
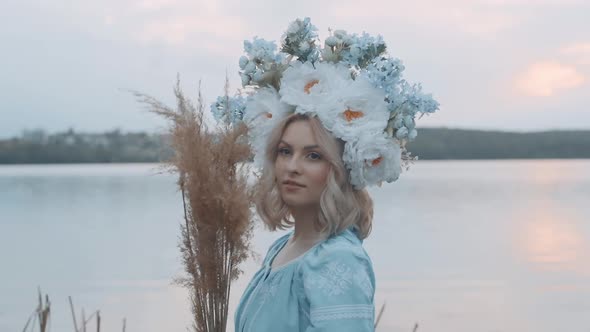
top-left (282, 197), bottom-right (318, 209)
top-left (283, 198), bottom-right (302, 207)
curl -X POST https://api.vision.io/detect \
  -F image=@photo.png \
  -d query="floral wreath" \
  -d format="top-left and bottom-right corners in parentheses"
top-left (211, 17), bottom-right (440, 190)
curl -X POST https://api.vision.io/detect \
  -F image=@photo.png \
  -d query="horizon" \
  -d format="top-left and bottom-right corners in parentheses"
top-left (2, 125), bottom-right (590, 141)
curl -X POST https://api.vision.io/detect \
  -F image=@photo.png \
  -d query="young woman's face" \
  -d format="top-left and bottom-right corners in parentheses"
top-left (275, 120), bottom-right (331, 209)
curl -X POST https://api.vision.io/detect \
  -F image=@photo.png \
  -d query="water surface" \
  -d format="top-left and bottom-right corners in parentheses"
top-left (1, 160), bottom-right (589, 332)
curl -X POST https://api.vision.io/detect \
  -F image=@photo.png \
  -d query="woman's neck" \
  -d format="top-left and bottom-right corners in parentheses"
top-left (289, 206), bottom-right (326, 244)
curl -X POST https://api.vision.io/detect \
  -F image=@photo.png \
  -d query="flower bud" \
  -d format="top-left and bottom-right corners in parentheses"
top-left (333, 30), bottom-right (348, 40)
top-left (403, 115), bottom-right (414, 128)
top-left (240, 73), bottom-right (250, 86)
top-left (243, 61), bottom-right (256, 74)
top-left (395, 127), bottom-right (408, 139)
top-left (239, 56), bottom-right (249, 69)
top-left (252, 71), bottom-right (263, 82)
top-left (393, 116), bottom-right (404, 129)
top-left (325, 36), bottom-right (339, 47)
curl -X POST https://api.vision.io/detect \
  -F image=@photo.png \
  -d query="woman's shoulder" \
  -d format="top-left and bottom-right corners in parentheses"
top-left (296, 227), bottom-right (375, 301)
top-left (321, 227), bottom-right (369, 255)
top-left (302, 227), bottom-right (373, 271)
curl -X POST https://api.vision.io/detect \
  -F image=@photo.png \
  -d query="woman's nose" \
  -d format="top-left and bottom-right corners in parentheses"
top-left (285, 154), bottom-right (301, 174)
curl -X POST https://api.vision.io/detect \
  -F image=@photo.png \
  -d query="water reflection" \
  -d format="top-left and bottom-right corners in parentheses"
top-left (515, 201), bottom-right (588, 274)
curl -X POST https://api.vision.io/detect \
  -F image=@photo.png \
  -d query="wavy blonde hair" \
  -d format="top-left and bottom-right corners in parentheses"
top-left (254, 113), bottom-right (373, 240)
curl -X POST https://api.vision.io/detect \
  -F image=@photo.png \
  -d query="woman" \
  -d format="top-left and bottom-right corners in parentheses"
top-left (234, 113), bottom-right (376, 332)
top-left (222, 17), bottom-right (438, 332)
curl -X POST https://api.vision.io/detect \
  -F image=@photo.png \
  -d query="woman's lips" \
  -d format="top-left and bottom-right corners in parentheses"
top-left (283, 180), bottom-right (305, 187)
top-left (283, 183), bottom-right (304, 190)
top-left (282, 180), bottom-right (305, 191)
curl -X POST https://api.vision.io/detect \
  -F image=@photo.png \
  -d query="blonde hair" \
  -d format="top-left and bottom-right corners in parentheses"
top-left (254, 113), bottom-right (373, 240)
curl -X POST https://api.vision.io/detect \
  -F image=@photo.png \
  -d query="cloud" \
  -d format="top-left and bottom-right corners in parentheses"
top-left (96, 0), bottom-right (250, 55)
top-left (135, 14), bottom-right (245, 49)
top-left (513, 61), bottom-right (586, 97)
top-left (332, 0), bottom-right (519, 38)
top-left (560, 42), bottom-right (590, 65)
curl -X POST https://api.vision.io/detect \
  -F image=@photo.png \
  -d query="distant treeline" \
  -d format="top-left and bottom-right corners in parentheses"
top-left (0, 128), bottom-right (588, 164)
top-left (408, 128), bottom-right (590, 159)
top-left (0, 129), bottom-right (172, 164)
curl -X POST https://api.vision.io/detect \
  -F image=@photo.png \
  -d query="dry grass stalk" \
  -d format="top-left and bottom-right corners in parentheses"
top-left (22, 313), bottom-right (34, 332)
top-left (22, 288), bottom-right (50, 332)
top-left (23, 291), bottom-right (111, 332)
top-left (374, 301), bottom-right (386, 329)
top-left (81, 308), bottom-right (86, 332)
top-left (69, 296), bottom-right (78, 331)
top-left (37, 291), bottom-right (50, 332)
top-left (68, 296), bottom-right (102, 332)
top-left (96, 311), bottom-right (101, 332)
top-left (133, 77), bottom-right (254, 332)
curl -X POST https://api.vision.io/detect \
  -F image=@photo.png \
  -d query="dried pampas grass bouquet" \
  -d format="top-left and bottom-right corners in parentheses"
top-left (133, 77), bottom-right (255, 332)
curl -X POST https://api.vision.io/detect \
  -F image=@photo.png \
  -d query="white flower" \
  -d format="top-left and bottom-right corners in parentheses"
top-left (279, 62), bottom-right (351, 114)
top-left (316, 76), bottom-right (389, 141)
top-left (343, 133), bottom-right (402, 189)
top-left (243, 87), bottom-right (293, 167)
top-left (279, 62), bottom-right (389, 142)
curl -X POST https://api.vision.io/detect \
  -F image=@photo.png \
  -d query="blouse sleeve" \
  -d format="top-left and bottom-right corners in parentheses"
top-left (300, 245), bottom-right (376, 332)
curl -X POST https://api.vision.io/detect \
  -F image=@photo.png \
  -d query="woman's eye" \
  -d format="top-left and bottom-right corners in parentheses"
top-left (308, 152), bottom-right (322, 160)
top-left (278, 147), bottom-right (290, 155)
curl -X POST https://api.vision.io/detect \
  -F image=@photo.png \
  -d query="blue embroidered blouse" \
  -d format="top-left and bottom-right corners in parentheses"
top-left (234, 227), bottom-right (376, 332)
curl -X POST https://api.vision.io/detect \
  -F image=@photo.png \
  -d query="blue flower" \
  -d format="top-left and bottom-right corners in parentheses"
top-left (210, 95), bottom-right (247, 126)
top-left (243, 37), bottom-right (280, 63)
top-left (238, 55), bottom-right (249, 70)
top-left (363, 56), bottom-right (405, 104)
top-left (403, 115), bottom-right (414, 129)
top-left (340, 32), bottom-right (387, 68)
top-left (399, 81), bottom-right (440, 116)
top-left (240, 37), bottom-right (285, 87)
top-left (281, 17), bottom-right (320, 63)
top-left (395, 127), bottom-right (409, 139)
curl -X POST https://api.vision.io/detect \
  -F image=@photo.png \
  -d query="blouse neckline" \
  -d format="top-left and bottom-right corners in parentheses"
top-left (267, 227), bottom-right (359, 274)
top-left (267, 231), bottom-right (323, 274)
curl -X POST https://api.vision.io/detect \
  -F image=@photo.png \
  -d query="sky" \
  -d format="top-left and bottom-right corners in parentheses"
top-left (1, 0), bottom-right (589, 138)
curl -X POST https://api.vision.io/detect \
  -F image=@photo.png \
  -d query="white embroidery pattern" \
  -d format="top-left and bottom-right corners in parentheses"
top-left (310, 304), bottom-right (374, 323)
top-left (306, 261), bottom-right (355, 296)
